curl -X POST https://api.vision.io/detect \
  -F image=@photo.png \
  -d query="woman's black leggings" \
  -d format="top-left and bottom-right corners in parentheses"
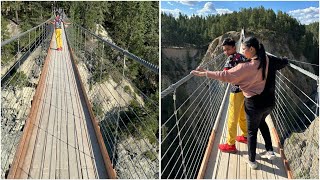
top-left (245, 97), bottom-right (274, 162)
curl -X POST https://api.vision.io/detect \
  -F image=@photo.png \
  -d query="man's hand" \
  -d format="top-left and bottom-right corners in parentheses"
top-left (195, 66), bottom-right (206, 71)
top-left (191, 70), bottom-right (206, 77)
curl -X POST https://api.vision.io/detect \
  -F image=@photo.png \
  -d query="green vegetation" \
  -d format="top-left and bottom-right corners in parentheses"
top-left (120, 99), bottom-right (158, 145)
top-left (124, 85), bottom-right (131, 94)
top-left (162, 7), bottom-right (319, 73)
top-left (1, 1), bottom-right (52, 34)
top-left (10, 71), bottom-right (29, 88)
top-left (92, 102), bottom-right (104, 119)
top-left (1, 2), bottom-right (52, 67)
top-left (144, 150), bottom-right (157, 161)
top-left (306, 22), bottom-right (319, 42)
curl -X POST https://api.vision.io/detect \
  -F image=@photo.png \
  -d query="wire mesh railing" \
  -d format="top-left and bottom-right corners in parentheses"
top-left (161, 52), bottom-right (228, 178)
top-left (64, 21), bottom-right (159, 179)
top-left (272, 60), bottom-right (319, 179)
top-left (1, 19), bottom-right (54, 179)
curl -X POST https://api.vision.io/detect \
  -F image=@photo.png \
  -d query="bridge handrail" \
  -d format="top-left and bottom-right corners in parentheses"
top-left (161, 53), bottom-right (225, 98)
top-left (70, 23), bottom-right (159, 74)
top-left (266, 52), bottom-right (319, 81)
top-left (1, 17), bottom-right (53, 47)
top-left (240, 30), bottom-right (318, 82)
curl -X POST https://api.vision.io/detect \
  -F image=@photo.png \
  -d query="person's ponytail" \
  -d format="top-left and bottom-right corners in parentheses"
top-left (257, 43), bottom-right (266, 80)
top-left (243, 37), bottom-right (267, 80)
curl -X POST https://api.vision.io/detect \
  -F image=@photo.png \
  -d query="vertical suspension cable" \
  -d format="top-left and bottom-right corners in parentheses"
top-left (173, 89), bottom-right (187, 178)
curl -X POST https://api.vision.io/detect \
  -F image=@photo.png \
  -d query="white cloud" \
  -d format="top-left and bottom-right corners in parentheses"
top-left (197, 2), bottom-right (233, 16)
top-left (162, 8), bottom-right (182, 18)
top-left (167, 2), bottom-right (173, 6)
top-left (179, 1), bottom-right (198, 6)
top-left (288, 6), bottom-right (319, 25)
top-left (216, 8), bottom-right (233, 15)
top-left (190, 8), bottom-right (194, 10)
top-left (197, 2), bottom-right (216, 14)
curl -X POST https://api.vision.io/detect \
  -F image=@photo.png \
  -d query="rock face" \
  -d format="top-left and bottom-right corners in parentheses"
top-left (161, 46), bottom-right (207, 90)
top-left (201, 31), bottom-right (240, 66)
top-left (284, 118), bottom-right (319, 179)
top-left (115, 136), bottom-right (159, 179)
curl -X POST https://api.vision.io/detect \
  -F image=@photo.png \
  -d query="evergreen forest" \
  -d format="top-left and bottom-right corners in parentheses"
top-left (162, 6), bottom-right (319, 68)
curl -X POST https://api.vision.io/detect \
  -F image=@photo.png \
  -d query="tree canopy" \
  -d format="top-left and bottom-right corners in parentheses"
top-left (162, 6), bottom-right (318, 69)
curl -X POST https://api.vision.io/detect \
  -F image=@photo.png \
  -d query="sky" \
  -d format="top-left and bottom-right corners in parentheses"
top-left (161, 1), bottom-right (319, 25)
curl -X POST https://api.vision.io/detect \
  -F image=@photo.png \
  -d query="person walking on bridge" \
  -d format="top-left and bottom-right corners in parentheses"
top-left (191, 36), bottom-right (288, 169)
top-left (217, 38), bottom-right (248, 153)
top-left (52, 11), bottom-right (64, 51)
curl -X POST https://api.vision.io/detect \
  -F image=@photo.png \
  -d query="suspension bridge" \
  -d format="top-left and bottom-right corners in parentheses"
top-left (161, 29), bottom-right (319, 179)
top-left (1, 15), bottom-right (159, 179)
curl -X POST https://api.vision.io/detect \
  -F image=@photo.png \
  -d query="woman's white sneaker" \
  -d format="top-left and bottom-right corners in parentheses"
top-left (245, 159), bottom-right (258, 169)
top-left (261, 151), bottom-right (276, 160)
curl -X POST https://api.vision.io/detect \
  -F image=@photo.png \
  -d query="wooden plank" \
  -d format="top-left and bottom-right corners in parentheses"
top-left (49, 57), bottom-right (62, 179)
top-left (262, 134), bottom-right (277, 179)
top-left (70, 73), bottom-right (89, 179)
top-left (29, 63), bottom-right (54, 178)
top-left (66, 94), bottom-right (79, 178)
top-left (215, 114), bottom-right (230, 179)
top-left (238, 126), bottom-right (247, 179)
top-left (70, 90), bottom-right (86, 178)
top-left (80, 110), bottom-right (97, 179)
top-left (29, 52), bottom-right (56, 178)
top-left (65, 45), bottom-right (85, 178)
top-left (54, 52), bottom-right (63, 179)
top-left (228, 145), bottom-right (238, 178)
top-left (204, 95), bottom-right (229, 179)
top-left (256, 131), bottom-right (265, 179)
top-left (50, 53), bottom-right (66, 179)
top-left (65, 56), bottom-right (78, 178)
top-left (59, 51), bottom-right (70, 178)
top-left (247, 153), bottom-right (251, 179)
top-left (41, 50), bottom-right (59, 179)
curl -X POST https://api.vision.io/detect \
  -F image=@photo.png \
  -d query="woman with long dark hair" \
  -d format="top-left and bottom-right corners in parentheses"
top-left (191, 37), bottom-right (288, 169)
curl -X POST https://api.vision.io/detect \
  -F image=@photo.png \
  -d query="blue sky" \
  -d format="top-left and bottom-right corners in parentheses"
top-left (161, 1), bottom-right (319, 25)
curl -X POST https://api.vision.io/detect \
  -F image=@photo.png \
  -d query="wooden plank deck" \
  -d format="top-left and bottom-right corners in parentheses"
top-left (204, 91), bottom-right (288, 179)
top-left (14, 26), bottom-right (108, 179)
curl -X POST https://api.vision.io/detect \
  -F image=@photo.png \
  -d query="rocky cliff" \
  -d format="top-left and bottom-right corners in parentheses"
top-left (1, 43), bottom-right (47, 178)
top-left (284, 117), bottom-right (319, 179)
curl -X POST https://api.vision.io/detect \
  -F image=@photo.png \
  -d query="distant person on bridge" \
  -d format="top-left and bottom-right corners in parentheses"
top-left (218, 38), bottom-right (248, 153)
top-left (52, 11), bottom-right (64, 51)
top-left (191, 37), bottom-right (288, 169)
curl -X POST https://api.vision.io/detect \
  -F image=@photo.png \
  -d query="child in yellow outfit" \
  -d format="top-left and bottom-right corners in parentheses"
top-left (219, 38), bottom-right (248, 153)
top-left (52, 12), bottom-right (63, 51)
